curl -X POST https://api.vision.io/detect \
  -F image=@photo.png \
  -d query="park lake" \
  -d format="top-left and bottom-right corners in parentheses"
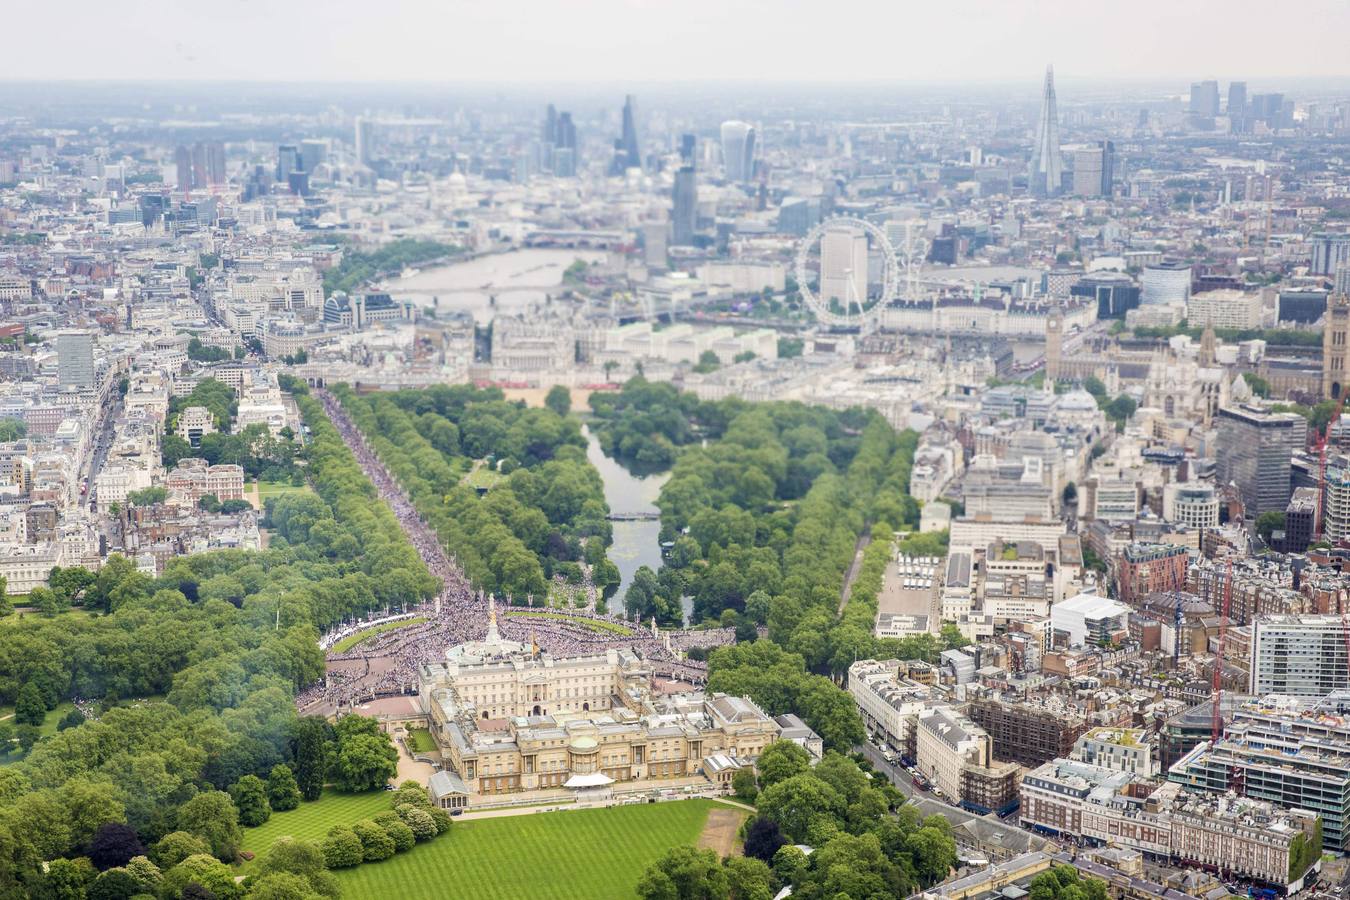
top-left (582, 425), bottom-right (677, 616)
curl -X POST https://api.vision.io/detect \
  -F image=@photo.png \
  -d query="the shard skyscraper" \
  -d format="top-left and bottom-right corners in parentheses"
top-left (1028, 66), bottom-right (1064, 198)
top-left (619, 94), bottom-right (641, 171)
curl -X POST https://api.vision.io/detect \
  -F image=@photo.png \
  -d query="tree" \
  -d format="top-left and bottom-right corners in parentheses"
top-left (15, 682), bottom-right (46, 727)
top-left (756, 774), bottom-right (844, 843)
top-left (124, 856), bottom-right (161, 892)
top-left (15, 725), bottom-right (39, 753)
top-left (160, 854), bottom-right (242, 900)
top-left (320, 827), bottom-right (364, 869)
top-left (0, 419), bottom-right (26, 442)
top-left (254, 837), bottom-right (340, 899)
top-left (88, 867), bottom-right (141, 900)
top-left (427, 807), bottom-right (453, 834)
top-left (175, 791), bottom-right (242, 862)
top-left (906, 823), bottom-right (958, 887)
top-left (30, 586), bottom-right (63, 617)
top-left (731, 768), bottom-right (758, 803)
top-left (723, 857), bottom-right (772, 900)
top-left (126, 486), bottom-right (168, 507)
top-left (294, 717), bottom-right (330, 802)
top-left (755, 740), bottom-right (810, 790)
top-left (636, 846), bottom-right (729, 900)
top-left (544, 385), bottom-right (572, 417)
top-left (88, 823), bottom-right (146, 871)
top-left (36, 857), bottom-right (96, 900)
top-left (742, 816), bottom-right (786, 863)
top-left (395, 804), bottom-right (437, 841)
top-left (351, 819), bottom-right (395, 862)
top-left (229, 775), bottom-right (272, 827)
top-left (390, 780), bottom-right (431, 810)
top-left (374, 813), bottom-right (416, 853)
top-left (247, 871), bottom-right (323, 900)
top-left (266, 765), bottom-right (302, 812)
top-left (1104, 394), bottom-right (1137, 429)
top-left (1242, 371), bottom-right (1272, 398)
top-left (693, 350), bottom-right (721, 374)
top-left (57, 707), bottom-right (85, 731)
top-left (333, 733), bottom-right (398, 793)
top-left (940, 623), bottom-right (970, 650)
top-left (1256, 510), bottom-right (1286, 543)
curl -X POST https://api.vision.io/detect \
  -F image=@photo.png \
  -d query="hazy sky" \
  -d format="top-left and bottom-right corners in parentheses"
top-left (5, 0), bottom-right (1349, 84)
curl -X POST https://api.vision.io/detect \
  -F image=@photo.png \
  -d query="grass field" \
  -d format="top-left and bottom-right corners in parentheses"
top-left (336, 800), bottom-right (721, 900)
top-left (239, 789), bottom-right (392, 868)
top-left (331, 617), bottom-right (428, 653)
top-left (405, 728), bottom-right (436, 753)
top-left (255, 479), bottom-right (313, 501)
top-left (462, 463), bottom-right (505, 491)
top-left (508, 610), bottom-right (633, 637)
top-left (37, 701), bottom-right (76, 738)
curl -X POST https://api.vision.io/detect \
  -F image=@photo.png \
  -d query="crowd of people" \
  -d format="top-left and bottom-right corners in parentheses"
top-left (298, 391), bottom-right (734, 716)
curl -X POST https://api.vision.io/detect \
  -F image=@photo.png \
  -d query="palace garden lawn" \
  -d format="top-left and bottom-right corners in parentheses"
top-left (338, 800), bottom-right (724, 899)
top-left (242, 794), bottom-right (727, 899)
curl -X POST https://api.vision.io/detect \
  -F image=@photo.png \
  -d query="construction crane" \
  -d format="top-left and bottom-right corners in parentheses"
top-left (1314, 396), bottom-right (1347, 540)
top-left (1212, 558), bottom-right (1235, 744)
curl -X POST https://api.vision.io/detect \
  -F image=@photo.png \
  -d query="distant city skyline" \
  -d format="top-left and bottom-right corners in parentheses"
top-left (3, 0), bottom-right (1349, 83)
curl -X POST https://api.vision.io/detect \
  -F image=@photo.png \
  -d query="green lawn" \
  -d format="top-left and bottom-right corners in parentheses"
top-left (462, 463), bottom-right (505, 491)
top-left (405, 728), bottom-right (437, 753)
top-left (240, 789), bottom-right (392, 868)
top-left (336, 800), bottom-right (719, 900)
top-left (37, 701), bottom-right (76, 738)
top-left (331, 617), bottom-right (428, 653)
top-left (255, 479), bottom-right (313, 501)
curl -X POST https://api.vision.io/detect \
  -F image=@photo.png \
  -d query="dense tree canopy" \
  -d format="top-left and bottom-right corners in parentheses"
top-left (334, 383), bottom-right (612, 603)
top-left (0, 389), bottom-right (436, 896)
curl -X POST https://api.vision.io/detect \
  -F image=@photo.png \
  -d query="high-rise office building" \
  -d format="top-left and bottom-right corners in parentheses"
top-left (1336, 266), bottom-right (1350, 297)
top-left (619, 94), bottom-right (641, 172)
top-left (1140, 262), bottom-right (1191, 306)
top-left (1099, 140), bottom-right (1114, 196)
top-left (679, 133), bottom-right (697, 166)
top-left (553, 112), bottom-right (578, 177)
top-left (1189, 80), bottom-right (1220, 120)
top-left (1071, 146), bottom-right (1105, 197)
top-left (354, 116), bottom-right (374, 166)
top-left (190, 144), bottom-right (208, 189)
top-left (720, 121), bottom-right (756, 183)
top-left (56, 330), bottom-right (95, 391)
top-left (1215, 404), bottom-right (1308, 517)
top-left (641, 222), bottom-right (667, 270)
top-left (204, 141), bottom-right (226, 186)
top-left (1250, 615), bottom-right (1350, 697)
top-left (1250, 93), bottom-right (1286, 128)
top-left (300, 140), bottom-right (327, 172)
top-left (177, 142), bottom-right (225, 193)
top-left (276, 145), bottom-right (301, 184)
top-left (1311, 233), bottom-right (1350, 275)
top-left (543, 104), bottom-right (558, 145)
top-left (174, 146), bottom-right (193, 196)
top-left (1028, 66), bottom-right (1063, 198)
top-left (819, 225), bottom-right (869, 308)
top-left (1322, 454), bottom-right (1350, 541)
top-left (672, 166), bottom-right (697, 246)
top-left (1227, 81), bottom-right (1248, 131)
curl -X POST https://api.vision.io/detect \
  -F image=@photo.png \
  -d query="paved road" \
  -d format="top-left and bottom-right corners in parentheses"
top-left (837, 530), bottom-right (873, 615)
